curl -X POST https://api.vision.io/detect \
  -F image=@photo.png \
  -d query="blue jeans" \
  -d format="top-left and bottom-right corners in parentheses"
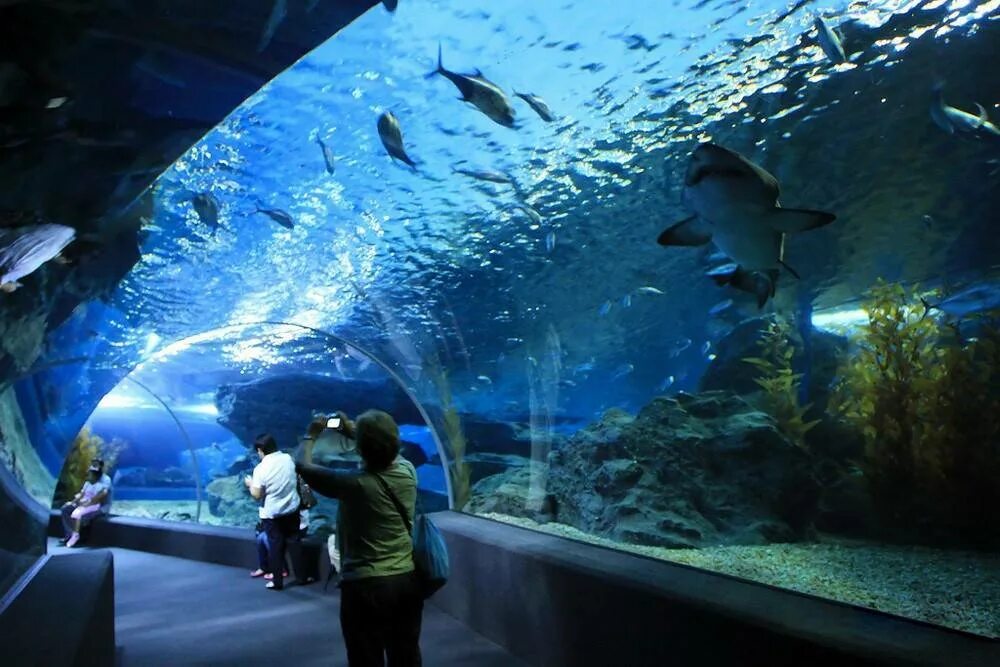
top-left (256, 530), bottom-right (270, 571)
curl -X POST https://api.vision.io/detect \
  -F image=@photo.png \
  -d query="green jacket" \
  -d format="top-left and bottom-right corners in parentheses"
top-left (297, 458), bottom-right (416, 581)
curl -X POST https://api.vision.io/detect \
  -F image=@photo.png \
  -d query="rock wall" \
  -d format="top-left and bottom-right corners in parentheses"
top-left (215, 373), bottom-right (425, 450)
top-left (469, 391), bottom-right (821, 549)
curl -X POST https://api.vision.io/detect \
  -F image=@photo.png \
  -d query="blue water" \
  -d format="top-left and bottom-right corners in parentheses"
top-left (114, 486), bottom-right (198, 501)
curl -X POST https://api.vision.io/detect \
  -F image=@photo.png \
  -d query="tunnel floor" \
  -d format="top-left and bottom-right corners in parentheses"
top-left (48, 539), bottom-right (525, 667)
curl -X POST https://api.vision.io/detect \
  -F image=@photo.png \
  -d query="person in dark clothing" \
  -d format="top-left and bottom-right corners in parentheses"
top-left (297, 410), bottom-right (423, 667)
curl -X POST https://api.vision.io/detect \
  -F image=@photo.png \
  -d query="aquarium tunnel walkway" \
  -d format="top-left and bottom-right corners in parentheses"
top-left (3, 507), bottom-right (997, 666)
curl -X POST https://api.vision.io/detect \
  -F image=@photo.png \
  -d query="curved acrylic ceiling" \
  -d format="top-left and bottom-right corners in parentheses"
top-left (94, 0), bottom-right (998, 420)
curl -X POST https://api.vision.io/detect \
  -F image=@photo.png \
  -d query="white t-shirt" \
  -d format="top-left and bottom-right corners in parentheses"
top-left (251, 452), bottom-right (300, 519)
top-left (82, 474), bottom-right (113, 514)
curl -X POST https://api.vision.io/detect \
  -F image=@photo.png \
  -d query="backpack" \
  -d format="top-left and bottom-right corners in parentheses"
top-left (297, 474), bottom-right (318, 510)
top-left (373, 472), bottom-right (449, 599)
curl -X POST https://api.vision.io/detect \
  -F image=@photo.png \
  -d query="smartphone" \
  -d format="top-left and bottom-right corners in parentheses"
top-left (327, 416), bottom-right (341, 429)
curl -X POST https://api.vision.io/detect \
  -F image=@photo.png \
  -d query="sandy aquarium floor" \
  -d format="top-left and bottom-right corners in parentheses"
top-left (111, 500), bottom-right (248, 528)
top-left (478, 513), bottom-right (1000, 638)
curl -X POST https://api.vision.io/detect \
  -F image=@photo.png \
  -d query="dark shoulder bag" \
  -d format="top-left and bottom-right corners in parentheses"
top-left (297, 474), bottom-right (318, 510)
top-left (373, 471), bottom-right (449, 599)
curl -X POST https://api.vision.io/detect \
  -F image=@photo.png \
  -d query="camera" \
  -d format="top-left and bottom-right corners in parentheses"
top-left (327, 416), bottom-right (341, 429)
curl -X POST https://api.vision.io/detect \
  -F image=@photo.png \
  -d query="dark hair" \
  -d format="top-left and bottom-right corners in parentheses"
top-left (254, 433), bottom-right (278, 455)
top-left (89, 458), bottom-right (104, 472)
top-left (355, 410), bottom-right (400, 472)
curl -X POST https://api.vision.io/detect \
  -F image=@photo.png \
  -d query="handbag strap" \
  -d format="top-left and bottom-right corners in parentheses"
top-left (373, 472), bottom-right (413, 535)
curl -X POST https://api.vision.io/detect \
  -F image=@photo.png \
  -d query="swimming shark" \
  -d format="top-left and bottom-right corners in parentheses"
top-left (657, 143), bottom-right (836, 307)
top-left (428, 45), bottom-right (516, 128)
top-left (0, 223), bottom-right (75, 292)
top-left (377, 111), bottom-right (416, 167)
top-left (930, 83), bottom-right (1000, 138)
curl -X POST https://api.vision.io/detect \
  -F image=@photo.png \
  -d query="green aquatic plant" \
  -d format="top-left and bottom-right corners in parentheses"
top-left (833, 281), bottom-right (1000, 546)
top-left (742, 318), bottom-right (819, 448)
top-left (53, 427), bottom-right (126, 506)
top-left (425, 354), bottom-right (470, 510)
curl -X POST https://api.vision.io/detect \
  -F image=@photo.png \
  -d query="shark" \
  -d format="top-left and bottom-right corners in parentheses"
top-left (1, 224), bottom-right (76, 292)
top-left (377, 111), bottom-right (416, 167)
top-left (657, 143), bottom-right (836, 307)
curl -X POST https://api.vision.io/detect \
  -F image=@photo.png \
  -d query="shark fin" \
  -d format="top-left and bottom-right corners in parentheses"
top-left (767, 208), bottom-right (835, 233)
top-left (657, 216), bottom-right (712, 246)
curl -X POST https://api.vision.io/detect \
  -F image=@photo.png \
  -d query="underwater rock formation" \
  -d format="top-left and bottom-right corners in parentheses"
top-left (205, 474), bottom-right (259, 528)
top-left (469, 391), bottom-right (820, 548)
top-left (699, 315), bottom-right (856, 460)
top-left (215, 373), bottom-right (424, 449)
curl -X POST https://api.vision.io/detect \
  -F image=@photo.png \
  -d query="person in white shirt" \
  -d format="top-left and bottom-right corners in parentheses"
top-left (244, 433), bottom-right (300, 590)
top-left (61, 458), bottom-right (113, 548)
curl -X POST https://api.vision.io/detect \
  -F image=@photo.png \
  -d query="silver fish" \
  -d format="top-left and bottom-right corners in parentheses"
top-left (621, 293), bottom-right (632, 308)
top-left (599, 300), bottom-right (612, 316)
top-left (612, 363), bottom-right (634, 380)
top-left (545, 231), bottom-right (556, 253)
top-left (512, 202), bottom-right (542, 225)
top-left (428, 45), bottom-right (516, 128)
top-left (814, 16), bottom-right (847, 64)
top-left (708, 298), bottom-right (733, 315)
top-left (0, 224), bottom-right (75, 292)
top-left (256, 206), bottom-right (294, 230)
top-left (257, 0), bottom-right (287, 53)
top-left (377, 111), bottom-right (416, 167)
top-left (657, 143), bottom-right (835, 307)
top-left (453, 167), bottom-right (512, 184)
top-left (317, 137), bottom-right (335, 174)
top-left (514, 91), bottom-right (556, 122)
top-left (636, 286), bottom-right (664, 295)
top-left (930, 84), bottom-right (1000, 138)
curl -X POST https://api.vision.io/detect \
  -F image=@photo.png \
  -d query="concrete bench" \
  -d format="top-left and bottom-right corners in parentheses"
top-left (2, 550), bottom-right (115, 667)
top-left (47, 511), bottom-right (332, 582)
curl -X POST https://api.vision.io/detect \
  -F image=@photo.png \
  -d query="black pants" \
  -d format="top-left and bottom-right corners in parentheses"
top-left (340, 572), bottom-right (423, 667)
top-left (262, 511), bottom-right (300, 589)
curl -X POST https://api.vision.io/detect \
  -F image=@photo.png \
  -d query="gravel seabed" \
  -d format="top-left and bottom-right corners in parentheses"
top-left (111, 500), bottom-right (241, 527)
top-left (479, 512), bottom-right (1000, 638)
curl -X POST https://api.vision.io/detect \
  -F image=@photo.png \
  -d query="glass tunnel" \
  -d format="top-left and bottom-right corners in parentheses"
top-left (2, 0), bottom-right (999, 643)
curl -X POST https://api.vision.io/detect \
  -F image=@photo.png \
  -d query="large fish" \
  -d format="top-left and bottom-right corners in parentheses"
top-left (317, 136), bottom-right (335, 174)
top-left (813, 16), bottom-right (847, 64)
top-left (0, 224), bottom-right (75, 292)
top-left (192, 192), bottom-right (220, 231)
top-left (377, 111), bottom-right (416, 167)
top-left (930, 84), bottom-right (1000, 138)
top-left (428, 45), bottom-right (516, 128)
top-left (657, 143), bottom-right (835, 307)
top-left (255, 206), bottom-right (294, 230)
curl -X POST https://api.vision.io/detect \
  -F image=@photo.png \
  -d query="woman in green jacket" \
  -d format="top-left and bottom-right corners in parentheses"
top-left (297, 410), bottom-right (422, 667)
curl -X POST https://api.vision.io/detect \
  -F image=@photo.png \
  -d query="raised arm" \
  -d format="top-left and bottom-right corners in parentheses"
top-left (296, 462), bottom-right (355, 499)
